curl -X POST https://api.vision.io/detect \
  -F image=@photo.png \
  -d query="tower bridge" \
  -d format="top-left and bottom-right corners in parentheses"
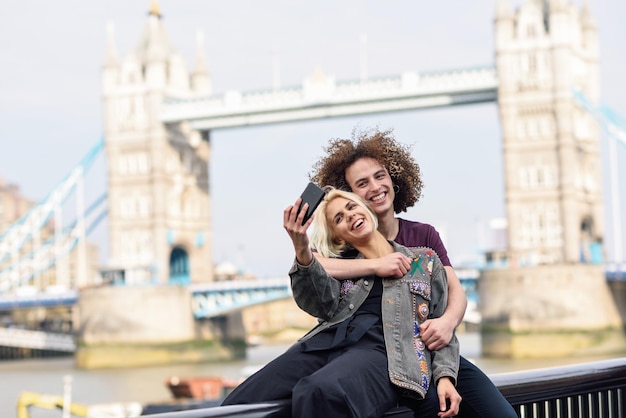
top-left (1, 0), bottom-right (626, 365)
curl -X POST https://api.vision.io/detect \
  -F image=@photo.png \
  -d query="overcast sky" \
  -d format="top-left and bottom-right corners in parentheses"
top-left (1, 1), bottom-right (624, 278)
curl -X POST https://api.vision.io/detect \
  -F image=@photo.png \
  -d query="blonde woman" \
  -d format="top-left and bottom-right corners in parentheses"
top-left (222, 188), bottom-right (461, 418)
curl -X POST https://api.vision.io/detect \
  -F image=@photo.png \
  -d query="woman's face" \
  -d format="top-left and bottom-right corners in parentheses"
top-left (344, 157), bottom-right (395, 217)
top-left (325, 196), bottom-right (375, 246)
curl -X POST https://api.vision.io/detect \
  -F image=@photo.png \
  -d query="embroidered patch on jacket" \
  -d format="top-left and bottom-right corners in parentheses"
top-left (413, 322), bottom-right (430, 391)
top-left (408, 252), bottom-right (435, 278)
top-left (340, 280), bottom-right (355, 298)
top-left (417, 302), bottom-right (429, 320)
top-left (408, 280), bottom-right (431, 300)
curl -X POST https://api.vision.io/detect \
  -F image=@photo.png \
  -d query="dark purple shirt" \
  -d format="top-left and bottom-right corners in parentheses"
top-left (394, 218), bottom-right (452, 266)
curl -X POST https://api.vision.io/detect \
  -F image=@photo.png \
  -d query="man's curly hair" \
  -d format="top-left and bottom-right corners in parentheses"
top-left (310, 128), bottom-right (423, 214)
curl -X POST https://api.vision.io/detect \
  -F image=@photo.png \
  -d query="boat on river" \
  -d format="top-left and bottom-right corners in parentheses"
top-left (139, 375), bottom-right (241, 414)
top-left (165, 376), bottom-right (239, 400)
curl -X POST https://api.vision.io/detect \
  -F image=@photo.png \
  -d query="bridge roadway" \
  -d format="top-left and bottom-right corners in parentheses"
top-left (189, 278), bottom-right (292, 318)
top-left (160, 66), bottom-right (498, 129)
top-left (0, 279), bottom-right (294, 318)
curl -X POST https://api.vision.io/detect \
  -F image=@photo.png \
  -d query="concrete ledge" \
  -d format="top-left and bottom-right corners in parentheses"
top-left (479, 264), bottom-right (626, 357)
top-left (75, 340), bottom-right (245, 369)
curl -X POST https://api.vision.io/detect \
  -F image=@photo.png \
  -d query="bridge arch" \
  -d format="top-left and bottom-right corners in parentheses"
top-left (580, 216), bottom-right (603, 264)
top-left (169, 246), bottom-right (190, 285)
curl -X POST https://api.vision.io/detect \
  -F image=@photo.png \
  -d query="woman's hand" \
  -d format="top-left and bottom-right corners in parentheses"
top-left (283, 197), bottom-right (314, 265)
top-left (436, 377), bottom-right (461, 417)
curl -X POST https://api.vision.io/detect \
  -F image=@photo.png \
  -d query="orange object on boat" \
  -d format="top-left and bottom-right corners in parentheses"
top-left (166, 376), bottom-right (239, 400)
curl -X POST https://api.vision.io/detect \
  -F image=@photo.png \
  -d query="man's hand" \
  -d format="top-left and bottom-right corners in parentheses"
top-left (372, 253), bottom-right (412, 278)
top-left (436, 377), bottom-right (461, 417)
top-left (419, 315), bottom-right (456, 351)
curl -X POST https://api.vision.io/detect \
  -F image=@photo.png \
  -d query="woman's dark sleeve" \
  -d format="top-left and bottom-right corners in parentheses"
top-left (288, 257), bottom-right (341, 320)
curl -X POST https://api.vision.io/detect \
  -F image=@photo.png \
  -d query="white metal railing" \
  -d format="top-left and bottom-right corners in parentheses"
top-left (0, 289), bottom-right (77, 311)
top-left (190, 278), bottom-right (292, 318)
top-left (189, 277), bottom-right (290, 293)
top-left (0, 327), bottom-right (75, 352)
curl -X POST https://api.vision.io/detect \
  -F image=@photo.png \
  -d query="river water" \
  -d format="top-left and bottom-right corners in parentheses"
top-left (3, 332), bottom-right (624, 418)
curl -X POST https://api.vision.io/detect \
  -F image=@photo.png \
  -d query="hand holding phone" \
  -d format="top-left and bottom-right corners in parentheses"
top-left (297, 182), bottom-right (326, 225)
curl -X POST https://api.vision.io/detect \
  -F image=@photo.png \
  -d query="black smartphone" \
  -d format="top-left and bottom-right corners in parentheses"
top-left (297, 182), bottom-right (326, 225)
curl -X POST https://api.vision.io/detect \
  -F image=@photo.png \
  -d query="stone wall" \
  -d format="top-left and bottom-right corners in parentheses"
top-left (241, 298), bottom-right (319, 343)
top-left (608, 280), bottom-right (626, 326)
top-left (75, 286), bottom-right (246, 369)
top-left (73, 285), bottom-right (319, 368)
top-left (479, 264), bottom-right (626, 358)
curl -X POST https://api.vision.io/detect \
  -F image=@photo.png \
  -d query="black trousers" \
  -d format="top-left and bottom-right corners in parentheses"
top-left (455, 356), bottom-right (518, 418)
top-left (222, 325), bottom-right (441, 418)
top-left (223, 328), bottom-right (517, 417)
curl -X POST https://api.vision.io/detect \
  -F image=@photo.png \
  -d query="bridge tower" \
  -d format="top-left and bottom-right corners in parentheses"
top-left (101, 3), bottom-right (213, 285)
top-left (479, 0), bottom-right (625, 357)
top-left (496, 0), bottom-right (603, 266)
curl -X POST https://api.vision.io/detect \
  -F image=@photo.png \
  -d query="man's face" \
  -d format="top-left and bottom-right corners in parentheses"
top-left (345, 157), bottom-right (394, 217)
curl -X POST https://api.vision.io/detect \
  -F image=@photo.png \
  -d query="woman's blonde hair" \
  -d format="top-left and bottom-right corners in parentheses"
top-left (309, 188), bottom-right (379, 258)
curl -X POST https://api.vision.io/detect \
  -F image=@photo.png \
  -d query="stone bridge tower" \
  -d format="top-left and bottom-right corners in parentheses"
top-left (496, 0), bottom-right (603, 266)
top-left (480, 0), bottom-right (625, 358)
top-left (101, 3), bottom-right (213, 285)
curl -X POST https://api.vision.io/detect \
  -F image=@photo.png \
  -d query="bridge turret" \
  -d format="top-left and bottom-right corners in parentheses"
top-left (102, 22), bottom-right (122, 138)
top-left (191, 30), bottom-right (212, 96)
top-left (494, 0), bottom-right (514, 48)
top-left (102, 22), bottom-right (119, 95)
top-left (580, 2), bottom-right (599, 99)
top-left (495, 0), bottom-right (512, 18)
top-left (494, 0), bottom-right (514, 100)
top-left (140, 4), bottom-right (169, 98)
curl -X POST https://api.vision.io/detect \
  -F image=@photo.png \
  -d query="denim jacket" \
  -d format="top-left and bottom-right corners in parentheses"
top-left (288, 243), bottom-right (459, 399)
